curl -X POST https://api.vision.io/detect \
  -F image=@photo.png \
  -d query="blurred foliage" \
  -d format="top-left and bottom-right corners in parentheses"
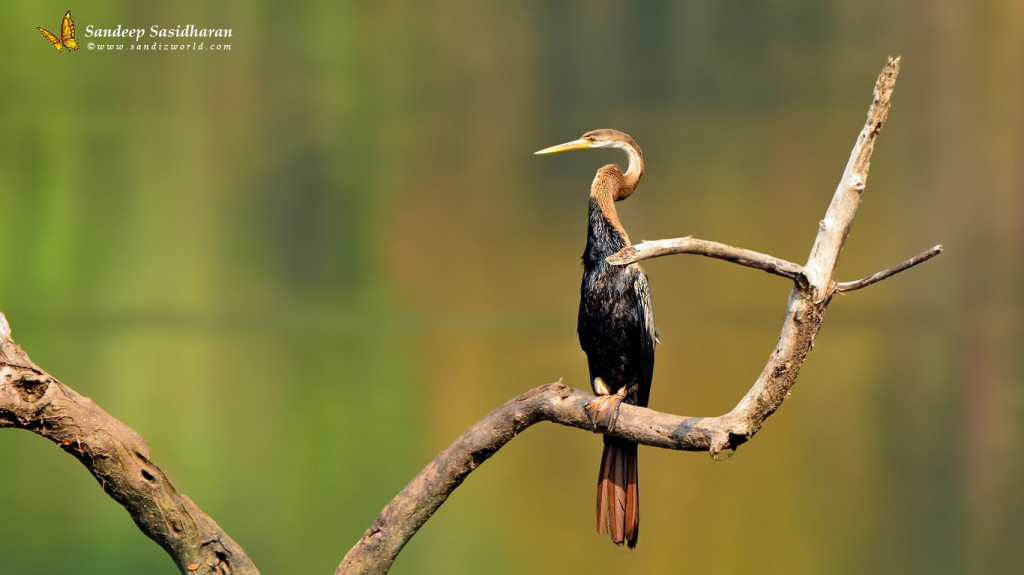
top-left (1, 1), bottom-right (1022, 574)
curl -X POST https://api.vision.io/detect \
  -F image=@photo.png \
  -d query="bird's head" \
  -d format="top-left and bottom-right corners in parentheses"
top-left (535, 129), bottom-right (643, 200)
top-left (534, 129), bottom-right (639, 154)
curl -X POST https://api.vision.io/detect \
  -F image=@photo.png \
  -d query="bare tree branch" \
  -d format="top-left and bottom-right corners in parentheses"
top-left (336, 382), bottom-right (740, 575)
top-left (722, 56), bottom-right (907, 437)
top-left (338, 56), bottom-right (938, 575)
top-left (803, 57), bottom-right (901, 302)
top-left (835, 245), bottom-right (943, 292)
top-left (607, 236), bottom-right (807, 284)
top-left (0, 314), bottom-right (259, 575)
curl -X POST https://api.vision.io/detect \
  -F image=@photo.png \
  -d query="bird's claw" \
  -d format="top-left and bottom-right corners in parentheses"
top-left (584, 381), bottom-right (627, 432)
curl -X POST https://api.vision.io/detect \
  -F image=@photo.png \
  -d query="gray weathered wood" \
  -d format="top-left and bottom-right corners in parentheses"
top-left (608, 236), bottom-right (807, 284)
top-left (0, 314), bottom-right (260, 575)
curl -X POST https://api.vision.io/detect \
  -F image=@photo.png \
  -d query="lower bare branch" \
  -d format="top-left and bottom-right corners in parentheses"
top-left (608, 236), bottom-right (806, 283)
top-left (0, 313), bottom-right (259, 575)
top-left (337, 381), bottom-right (740, 575)
top-left (835, 245), bottom-right (943, 292)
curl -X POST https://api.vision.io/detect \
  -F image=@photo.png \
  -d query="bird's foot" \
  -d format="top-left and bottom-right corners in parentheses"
top-left (584, 379), bottom-right (627, 432)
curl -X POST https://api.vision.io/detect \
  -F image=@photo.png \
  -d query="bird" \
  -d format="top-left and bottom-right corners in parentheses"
top-left (535, 129), bottom-right (658, 548)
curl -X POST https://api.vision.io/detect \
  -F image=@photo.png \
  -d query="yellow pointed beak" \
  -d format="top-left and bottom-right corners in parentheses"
top-left (534, 138), bottom-right (591, 155)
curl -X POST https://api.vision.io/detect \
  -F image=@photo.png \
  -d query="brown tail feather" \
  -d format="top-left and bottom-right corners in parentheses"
top-left (624, 443), bottom-right (639, 548)
top-left (596, 438), bottom-right (639, 548)
top-left (596, 442), bottom-right (613, 535)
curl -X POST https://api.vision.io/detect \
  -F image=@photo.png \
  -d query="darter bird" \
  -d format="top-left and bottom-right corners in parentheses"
top-left (536, 129), bottom-right (658, 548)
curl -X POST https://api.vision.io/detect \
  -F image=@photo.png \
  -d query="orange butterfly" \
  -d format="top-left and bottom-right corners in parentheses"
top-left (38, 11), bottom-right (79, 53)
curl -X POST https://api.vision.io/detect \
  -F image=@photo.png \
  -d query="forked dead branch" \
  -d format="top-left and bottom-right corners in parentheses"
top-left (336, 55), bottom-right (941, 575)
top-left (0, 57), bottom-right (938, 575)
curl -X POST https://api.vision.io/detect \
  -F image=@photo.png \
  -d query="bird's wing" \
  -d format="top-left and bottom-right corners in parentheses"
top-left (633, 269), bottom-right (659, 346)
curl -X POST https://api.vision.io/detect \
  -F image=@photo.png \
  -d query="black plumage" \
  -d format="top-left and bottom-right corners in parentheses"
top-left (578, 196), bottom-right (657, 413)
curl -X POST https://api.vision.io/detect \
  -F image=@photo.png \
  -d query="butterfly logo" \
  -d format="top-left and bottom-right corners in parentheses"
top-left (38, 11), bottom-right (79, 53)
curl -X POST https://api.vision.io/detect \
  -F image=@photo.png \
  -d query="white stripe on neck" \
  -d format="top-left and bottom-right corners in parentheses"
top-left (611, 140), bottom-right (641, 180)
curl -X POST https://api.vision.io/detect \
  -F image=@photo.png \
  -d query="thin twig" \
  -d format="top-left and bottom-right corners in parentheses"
top-left (835, 245), bottom-right (943, 292)
top-left (608, 236), bottom-right (806, 284)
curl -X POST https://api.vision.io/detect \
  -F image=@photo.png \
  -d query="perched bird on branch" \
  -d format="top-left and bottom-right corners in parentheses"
top-left (536, 129), bottom-right (658, 548)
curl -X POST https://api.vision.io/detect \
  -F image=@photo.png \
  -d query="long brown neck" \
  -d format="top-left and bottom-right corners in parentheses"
top-left (590, 166), bottom-right (631, 245)
top-left (588, 135), bottom-right (644, 245)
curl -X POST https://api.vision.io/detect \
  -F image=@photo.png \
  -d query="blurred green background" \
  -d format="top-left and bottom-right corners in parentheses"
top-left (2, 1), bottom-right (1022, 574)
